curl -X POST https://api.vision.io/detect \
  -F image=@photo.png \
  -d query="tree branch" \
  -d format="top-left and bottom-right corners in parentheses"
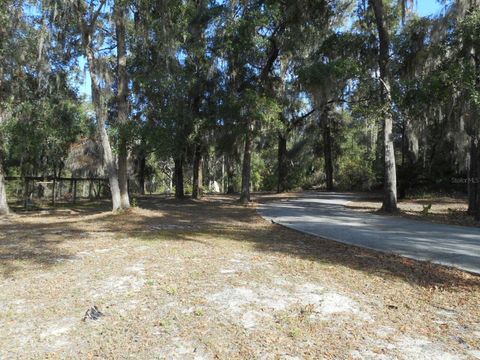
top-left (260, 35), bottom-right (280, 83)
top-left (291, 108), bottom-right (316, 128)
top-left (90, 0), bottom-right (106, 32)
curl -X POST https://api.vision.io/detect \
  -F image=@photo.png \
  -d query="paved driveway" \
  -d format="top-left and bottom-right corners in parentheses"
top-left (257, 192), bottom-right (480, 274)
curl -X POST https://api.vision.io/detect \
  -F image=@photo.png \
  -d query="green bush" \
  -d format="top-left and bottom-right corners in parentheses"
top-left (337, 156), bottom-right (376, 191)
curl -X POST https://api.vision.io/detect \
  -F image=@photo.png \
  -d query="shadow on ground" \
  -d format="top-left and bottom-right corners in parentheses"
top-left (1, 194), bottom-right (479, 289)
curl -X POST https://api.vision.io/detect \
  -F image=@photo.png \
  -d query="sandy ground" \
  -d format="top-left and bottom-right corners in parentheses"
top-left (0, 194), bottom-right (479, 359)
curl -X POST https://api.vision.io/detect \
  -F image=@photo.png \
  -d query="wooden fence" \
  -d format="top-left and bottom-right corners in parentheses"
top-left (5, 176), bottom-right (112, 207)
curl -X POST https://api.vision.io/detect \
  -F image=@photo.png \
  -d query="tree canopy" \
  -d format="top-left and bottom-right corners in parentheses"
top-left (0, 0), bottom-right (479, 220)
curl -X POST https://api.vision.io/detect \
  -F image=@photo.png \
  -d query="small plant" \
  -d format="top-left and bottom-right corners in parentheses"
top-left (166, 286), bottom-right (178, 295)
top-left (156, 319), bottom-right (173, 334)
top-left (131, 197), bottom-right (138, 208)
top-left (193, 308), bottom-right (204, 316)
top-left (422, 203), bottom-right (432, 215)
top-left (288, 328), bottom-right (301, 338)
top-left (448, 208), bottom-right (462, 216)
top-left (299, 304), bottom-right (315, 319)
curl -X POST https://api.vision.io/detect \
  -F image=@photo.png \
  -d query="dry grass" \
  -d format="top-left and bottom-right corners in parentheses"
top-left (345, 194), bottom-right (479, 228)
top-left (0, 194), bottom-right (479, 359)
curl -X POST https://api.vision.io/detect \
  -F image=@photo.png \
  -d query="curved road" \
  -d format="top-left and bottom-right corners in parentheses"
top-left (258, 192), bottom-right (480, 274)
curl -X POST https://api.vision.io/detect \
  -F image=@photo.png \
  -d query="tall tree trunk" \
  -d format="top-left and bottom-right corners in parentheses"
top-left (0, 103), bottom-right (8, 214)
top-left (464, 0), bottom-right (480, 220)
top-left (468, 137), bottom-right (479, 216)
top-left (192, 143), bottom-right (203, 199)
top-left (277, 133), bottom-right (288, 193)
top-left (0, 48), bottom-right (8, 214)
top-left (85, 52), bottom-right (122, 211)
top-left (322, 110), bottom-right (334, 191)
top-left (115, 3), bottom-right (130, 209)
top-left (221, 155), bottom-right (225, 193)
top-left (371, 0), bottom-right (398, 212)
top-left (174, 156), bottom-right (184, 199)
top-left (78, 7), bottom-right (122, 212)
top-left (477, 149), bottom-right (480, 222)
top-left (68, 177), bottom-right (74, 194)
top-left (226, 155), bottom-right (236, 194)
top-left (203, 153), bottom-right (210, 190)
top-left (0, 160), bottom-right (9, 215)
top-left (240, 123), bottom-right (252, 204)
top-left (88, 179), bottom-right (94, 199)
top-left (137, 154), bottom-right (146, 195)
top-left (399, 118), bottom-right (408, 199)
top-left (118, 135), bottom-right (129, 205)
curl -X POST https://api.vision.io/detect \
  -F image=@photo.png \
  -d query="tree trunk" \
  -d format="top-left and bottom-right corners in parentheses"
top-left (371, 0), bottom-right (398, 212)
top-left (380, 86), bottom-right (398, 211)
top-left (88, 63), bottom-right (122, 211)
top-left (463, 0), bottom-right (480, 220)
top-left (192, 144), bottom-right (203, 199)
top-left (0, 50), bottom-right (8, 214)
top-left (88, 179), bottom-right (93, 199)
top-left (240, 123), bottom-right (252, 204)
top-left (468, 137), bottom-right (479, 216)
top-left (174, 156), bottom-right (184, 199)
top-left (226, 155), bottom-right (236, 194)
top-left (322, 111), bottom-right (334, 192)
top-left (82, 27), bottom-right (121, 211)
top-left (0, 84), bottom-right (8, 212)
top-left (277, 133), bottom-right (288, 193)
top-left (0, 160), bottom-right (9, 215)
top-left (399, 118), bottom-right (408, 199)
top-left (117, 135), bottom-right (130, 207)
top-left (221, 155), bottom-right (225, 193)
top-left (115, 3), bottom-right (130, 209)
top-left (68, 178), bottom-right (74, 194)
top-left (137, 154), bottom-right (146, 195)
top-left (477, 147), bottom-right (480, 222)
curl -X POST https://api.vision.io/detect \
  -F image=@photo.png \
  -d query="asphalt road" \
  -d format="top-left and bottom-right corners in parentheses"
top-left (257, 192), bottom-right (480, 274)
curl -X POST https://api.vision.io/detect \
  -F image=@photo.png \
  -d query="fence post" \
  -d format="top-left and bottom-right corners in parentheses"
top-left (24, 178), bottom-right (29, 209)
top-left (52, 178), bottom-right (56, 206)
top-left (73, 179), bottom-right (77, 204)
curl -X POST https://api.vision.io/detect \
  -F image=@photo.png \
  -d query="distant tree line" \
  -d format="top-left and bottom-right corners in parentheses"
top-left (0, 0), bottom-right (479, 220)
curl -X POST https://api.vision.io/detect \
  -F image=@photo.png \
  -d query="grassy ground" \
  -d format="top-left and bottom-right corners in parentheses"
top-left (1, 194), bottom-right (479, 359)
top-left (345, 194), bottom-right (479, 228)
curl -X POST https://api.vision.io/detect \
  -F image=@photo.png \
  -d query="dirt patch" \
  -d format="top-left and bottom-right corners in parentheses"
top-left (205, 278), bottom-right (369, 330)
top-left (0, 194), bottom-right (479, 358)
